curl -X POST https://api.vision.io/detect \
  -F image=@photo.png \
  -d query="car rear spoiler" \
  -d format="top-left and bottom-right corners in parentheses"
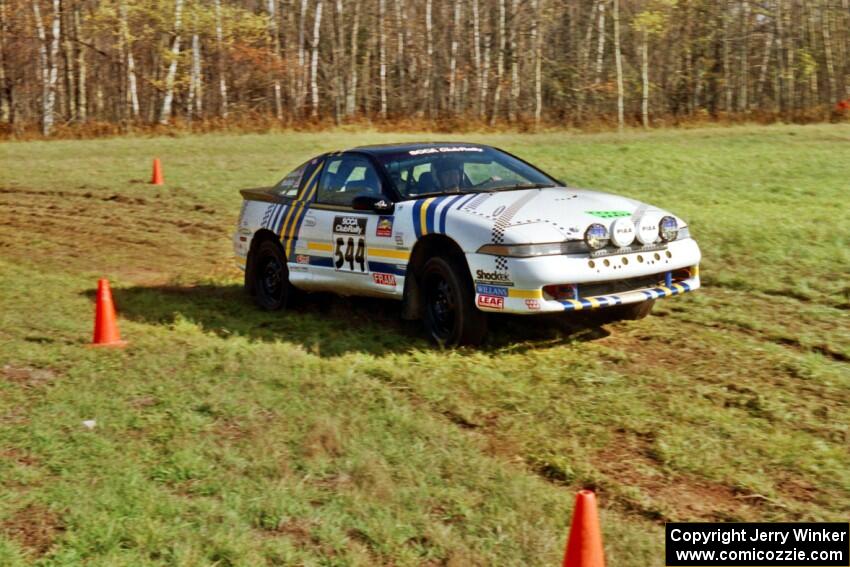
top-left (239, 187), bottom-right (288, 204)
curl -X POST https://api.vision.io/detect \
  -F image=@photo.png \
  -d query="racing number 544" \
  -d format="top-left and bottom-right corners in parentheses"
top-left (334, 236), bottom-right (366, 272)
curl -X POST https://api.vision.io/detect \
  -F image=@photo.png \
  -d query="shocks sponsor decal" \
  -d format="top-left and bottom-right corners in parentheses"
top-left (525, 299), bottom-right (541, 310)
top-left (295, 254), bottom-right (310, 264)
top-left (475, 269), bottom-right (513, 286)
top-left (372, 273), bottom-right (397, 287)
top-left (477, 295), bottom-right (504, 310)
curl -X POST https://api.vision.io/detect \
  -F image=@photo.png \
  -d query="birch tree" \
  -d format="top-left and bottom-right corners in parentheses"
top-left (345, 0), bottom-right (360, 117)
top-left (0, 0), bottom-right (9, 124)
top-left (159, 0), bottom-right (184, 125)
top-left (448, 0), bottom-right (461, 111)
top-left (187, 32), bottom-right (202, 119)
top-left (119, 0), bottom-right (139, 119)
top-left (633, 1), bottom-right (673, 128)
top-left (213, 0), bottom-right (228, 118)
top-left (532, 0), bottom-right (543, 126)
top-left (73, 4), bottom-right (86, 122)
top-left (378, 0), bottom-right (386, 118)
top-left (310, 0), bottom-right (323, 118)
top-left (423, 0), bottom-right (432, 117)
top-left (490, 0), bottom-right (505, 125)
top-left (5, 0), bottom-right (850, 134)
top-left (472, 0), bottom-right (482, 116)
top-left (508, 0), bottom-right (518, 121)
top-left (32, 0), bottom-right (61, 136)
top-left (267, 0), bottom-right (283, 120)
top-left (613, 0), bottom-right (623, 131)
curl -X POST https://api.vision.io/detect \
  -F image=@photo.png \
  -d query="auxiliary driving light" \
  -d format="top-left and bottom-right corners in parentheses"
top-left (610, 217), bottom-right (636, 247)
top-left (659, 216), bottom-right (679, 242)
top-left (584, 223), bottom-right (609, 250)
top-left (635, 214), bottom-right (660, 244)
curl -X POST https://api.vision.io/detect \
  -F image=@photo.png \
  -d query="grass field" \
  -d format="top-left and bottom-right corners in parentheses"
top-left (1, 124), bottom-right (848, 566)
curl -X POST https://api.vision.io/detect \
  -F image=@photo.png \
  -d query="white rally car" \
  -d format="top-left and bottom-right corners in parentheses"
top-left (234, 143), bottom-right (701, 346)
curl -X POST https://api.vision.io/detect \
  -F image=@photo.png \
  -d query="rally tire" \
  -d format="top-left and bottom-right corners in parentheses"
top-left (421, 256), bottom-right (488, 347)
top-left (250, 239), bottom-right (292, 311)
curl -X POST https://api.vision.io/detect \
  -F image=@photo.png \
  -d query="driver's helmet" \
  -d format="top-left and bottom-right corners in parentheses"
top-left (432, 156), bottom-right (464, 190)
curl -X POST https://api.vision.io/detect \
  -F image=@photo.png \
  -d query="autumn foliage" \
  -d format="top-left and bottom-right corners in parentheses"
top-left (2, 0), bottom-right (850, 138)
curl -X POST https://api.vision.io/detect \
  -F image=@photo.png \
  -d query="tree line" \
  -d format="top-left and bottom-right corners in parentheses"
top-left (2, 0), bottom-right (849, 136)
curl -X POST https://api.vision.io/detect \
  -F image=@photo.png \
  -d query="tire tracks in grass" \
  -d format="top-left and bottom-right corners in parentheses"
top-left (0, 185), bottom-right (230, 283)
top-left (664, 287), bottom-right (850, 362)
top-left (356, 353), bottom-right (774, 526)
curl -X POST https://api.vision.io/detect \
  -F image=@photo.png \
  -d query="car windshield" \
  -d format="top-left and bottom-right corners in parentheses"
top-left (375, 146), bottom-right (558, 199)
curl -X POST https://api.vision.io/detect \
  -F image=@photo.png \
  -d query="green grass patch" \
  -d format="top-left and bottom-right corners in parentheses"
top-left (0, 124), bottom-right (848, 565)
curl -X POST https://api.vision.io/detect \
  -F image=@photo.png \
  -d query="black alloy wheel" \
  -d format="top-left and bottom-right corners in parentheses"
top-left (251, 239), bottom-right (291, 310)
top-left (421, 256), bottom-right (487, 347)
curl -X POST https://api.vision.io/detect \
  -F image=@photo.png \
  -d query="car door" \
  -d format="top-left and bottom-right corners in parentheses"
top-left (295, 152), bottom-right (399, 297)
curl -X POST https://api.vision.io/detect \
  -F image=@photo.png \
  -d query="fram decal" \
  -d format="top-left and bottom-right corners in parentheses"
top-left (333, 216), bottom-right (367, 235)
top-left (295, 254), bottom-right (310, 264)
top-left (477, 295), bottom-right (504, 310)
top-left (376, 216), bottom-right (394, 237)
top-left (476, 284), bottom-right (508, 297)
top-left (372, 273), bottom-right (397, 287)
top-left (525, 299), bottom-right (541, 310)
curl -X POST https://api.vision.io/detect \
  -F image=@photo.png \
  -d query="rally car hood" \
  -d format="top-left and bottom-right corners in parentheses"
top-left (435, 186), bottom-right (682, 246)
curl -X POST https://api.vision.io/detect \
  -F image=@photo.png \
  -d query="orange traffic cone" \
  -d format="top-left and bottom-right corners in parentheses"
top-left (91, 279), bottom-right (127, 347)
top-left (150, 158), bottom-right (164, 185)
top-left (563, 490), bottom-right (606, 567)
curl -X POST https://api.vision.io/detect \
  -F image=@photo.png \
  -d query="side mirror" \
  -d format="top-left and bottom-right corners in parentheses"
top-left (352, 195), bottom-right (395, 214)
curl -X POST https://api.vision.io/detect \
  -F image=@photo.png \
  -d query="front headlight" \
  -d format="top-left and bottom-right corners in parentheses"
top-left (585, 223), bottom-right (609, 250)
top-left (477, 241), bottom-right (588, 257)
top-left (659, 216), bottom-right (679, 242)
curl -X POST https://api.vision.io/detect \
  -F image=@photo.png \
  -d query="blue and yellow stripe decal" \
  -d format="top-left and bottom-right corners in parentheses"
top-left (368, 261), bottom-right (407, 276)
top-left (307, 256), bottom-right (334, 268)
top-left (559, 282), bottom-right (692, 311)
top-left (507, 288), bottom-right (543, 299)
top-left (412, 192), bottom-right (477, 238)
top-left (279, 159), bottom-right (325, 259)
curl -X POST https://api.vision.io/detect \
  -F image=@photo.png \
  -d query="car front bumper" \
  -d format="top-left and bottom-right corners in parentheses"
top-left (467, 237), bottom-right (702, 314)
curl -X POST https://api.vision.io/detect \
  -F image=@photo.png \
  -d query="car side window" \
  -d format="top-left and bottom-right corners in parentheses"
top-left (273, 160), bottom-right (309, 197)
top-left (316, 155), bottom-right (383, 207)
